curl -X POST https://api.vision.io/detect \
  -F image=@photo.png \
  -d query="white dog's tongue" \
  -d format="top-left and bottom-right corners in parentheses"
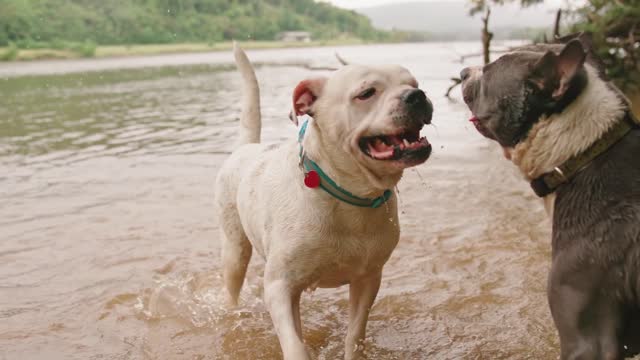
top-left (368, 139), bottom-right (395, 159)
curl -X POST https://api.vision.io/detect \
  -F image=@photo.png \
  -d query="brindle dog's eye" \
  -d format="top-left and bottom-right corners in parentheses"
top-left (356, 88), bottom-right (376, 101)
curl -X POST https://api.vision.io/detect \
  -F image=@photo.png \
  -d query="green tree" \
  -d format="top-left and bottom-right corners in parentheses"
top-left (0, 0), bottom-right (394, 47)
top-left (571, 0), bottom-right (640, 91)
top-left (468, 0), bottom-right (542, 15)
top-left (467, 0), bottom-right (543, 64)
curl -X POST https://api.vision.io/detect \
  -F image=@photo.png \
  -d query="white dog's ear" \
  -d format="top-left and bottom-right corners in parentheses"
top-left (528, 40), bottom-right (586, 100)
top-left (293, 78), bottom-right (327, 118)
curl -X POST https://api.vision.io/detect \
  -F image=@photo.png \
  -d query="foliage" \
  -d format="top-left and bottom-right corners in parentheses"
top-left (570, 0), bottom-right (640, 91)
top-left (0, 41), bottom-right (18, 61)
top-left (70, 40), bottom-right (97, 57)
top-left (0, 0), bottom-right (391, 49)
top-left (467, 0), bottom-right (542, 15)
top-left (465, 0), bottom-right (639, 91)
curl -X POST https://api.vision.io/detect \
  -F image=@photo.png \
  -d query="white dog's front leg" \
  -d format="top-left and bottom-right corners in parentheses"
top-left (264, 278), bottom-right (309, 360)
top-left (344, 272), bottom-right (382, 360)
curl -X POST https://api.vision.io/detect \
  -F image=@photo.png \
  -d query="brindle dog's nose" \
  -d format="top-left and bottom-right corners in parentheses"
top-left (460, 68), bottom-right (471, 82)
top-left (402, 89), bottom-right (433, 124)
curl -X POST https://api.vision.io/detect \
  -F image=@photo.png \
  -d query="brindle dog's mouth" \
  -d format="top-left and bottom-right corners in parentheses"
top-left (469, 114), bottom-right (498, 141)
top-left (358, 126), bottom-right (431, 161)
top-left (469, 115), bottom-right (483, 132)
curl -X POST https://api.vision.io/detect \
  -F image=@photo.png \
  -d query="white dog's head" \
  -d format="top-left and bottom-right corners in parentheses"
top-left (293, 64), bottom-right (433, 190)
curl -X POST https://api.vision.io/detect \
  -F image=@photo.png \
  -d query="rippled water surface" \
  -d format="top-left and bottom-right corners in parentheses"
top-left (0, 42), bottom-right (558, 360)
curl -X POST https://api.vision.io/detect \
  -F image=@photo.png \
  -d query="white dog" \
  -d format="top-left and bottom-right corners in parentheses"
top-left (214, 44), bottom-right (433, 360)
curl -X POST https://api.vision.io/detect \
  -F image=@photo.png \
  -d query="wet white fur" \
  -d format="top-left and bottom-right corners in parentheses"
top-left (214, 44), bottom-right (421, 360)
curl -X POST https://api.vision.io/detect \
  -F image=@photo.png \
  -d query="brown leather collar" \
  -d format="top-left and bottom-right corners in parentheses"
top-left (530, 111), bottom-right (639, 197)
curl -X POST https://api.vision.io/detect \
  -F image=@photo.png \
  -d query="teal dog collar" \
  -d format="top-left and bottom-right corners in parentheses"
top-left (298, 120), bottom-right (393, 209)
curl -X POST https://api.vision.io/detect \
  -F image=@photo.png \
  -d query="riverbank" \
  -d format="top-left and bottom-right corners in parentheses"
top-left (0, 39), bottom-right (367, 62)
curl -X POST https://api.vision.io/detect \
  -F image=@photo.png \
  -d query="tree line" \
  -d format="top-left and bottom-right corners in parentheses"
top-left (0, 0), bottom-right (392, 48)
top-left (1, 0), bottom-right (637, 91)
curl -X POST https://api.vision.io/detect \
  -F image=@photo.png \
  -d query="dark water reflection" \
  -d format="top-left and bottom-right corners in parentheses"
top-left (0, 42), bottom-right (558, 360)
top-left (1, 66), bottom-right (238, 160)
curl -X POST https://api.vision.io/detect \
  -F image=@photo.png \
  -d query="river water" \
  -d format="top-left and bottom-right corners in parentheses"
top-left (0, 42), bottom-right (557, 360)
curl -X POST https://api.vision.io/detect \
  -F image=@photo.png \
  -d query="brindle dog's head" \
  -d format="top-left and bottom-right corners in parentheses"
top-left (460, 37), bottom-right (592, 149)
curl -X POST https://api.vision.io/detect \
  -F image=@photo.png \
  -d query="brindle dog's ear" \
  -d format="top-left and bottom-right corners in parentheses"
top-left (529, 39), bottom-right (587, 100)
top-left (557, 31), bottom-right (608, 79)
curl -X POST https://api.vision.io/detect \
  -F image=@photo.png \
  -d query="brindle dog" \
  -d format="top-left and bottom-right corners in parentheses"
top-left (461, 34), bottom-right (640, 360)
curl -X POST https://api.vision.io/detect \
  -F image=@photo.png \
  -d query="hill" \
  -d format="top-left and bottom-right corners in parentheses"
top-left (0, 0), bottom-right (389, 47)
top-left (357, 1), bottom-right (558, 40)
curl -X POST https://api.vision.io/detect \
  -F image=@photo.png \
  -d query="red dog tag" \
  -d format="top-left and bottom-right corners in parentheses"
top-left (304, 170), bottom-right (320, 188)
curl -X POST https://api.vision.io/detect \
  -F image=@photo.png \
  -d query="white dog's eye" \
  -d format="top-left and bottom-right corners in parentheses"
top-left (355, 88), bottom-right (376, 101)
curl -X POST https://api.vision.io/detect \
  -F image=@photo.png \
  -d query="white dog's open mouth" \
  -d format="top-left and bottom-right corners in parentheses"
top-left (358, 126), bottom-right (431, 162)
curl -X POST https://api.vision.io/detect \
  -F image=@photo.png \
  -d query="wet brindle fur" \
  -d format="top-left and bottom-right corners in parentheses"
top-left (461, 34), bottom-right (640, 359)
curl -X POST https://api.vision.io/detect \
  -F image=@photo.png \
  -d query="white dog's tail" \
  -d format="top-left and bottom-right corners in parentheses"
top-left (233, 42), bottom-right (261, 145)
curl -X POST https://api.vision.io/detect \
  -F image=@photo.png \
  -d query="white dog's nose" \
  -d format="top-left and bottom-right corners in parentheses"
top-left (404, 88), bottom-right (427, 106)
top-left (402, 89), bottom-right (433, 124)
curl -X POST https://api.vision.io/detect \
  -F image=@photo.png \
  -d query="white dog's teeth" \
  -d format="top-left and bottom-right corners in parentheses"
top-left (403, 139), bottom-right (410, 147)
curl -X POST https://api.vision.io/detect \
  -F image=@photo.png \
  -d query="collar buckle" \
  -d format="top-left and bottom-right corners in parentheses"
top-left (551, 167), bottom-right (567, 183)
top-left (529, 114), bottom-right (634, 198)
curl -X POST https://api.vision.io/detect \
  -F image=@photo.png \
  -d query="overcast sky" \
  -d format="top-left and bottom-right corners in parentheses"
top-left (324, 0), bottom-right (571, 9)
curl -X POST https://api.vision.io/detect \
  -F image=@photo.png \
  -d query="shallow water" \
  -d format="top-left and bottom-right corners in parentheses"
top-left (0, 42), bottom-right (558, 360)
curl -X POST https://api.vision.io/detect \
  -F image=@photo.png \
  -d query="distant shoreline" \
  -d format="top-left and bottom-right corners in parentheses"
top-left (0, 38), bottom-right (536, 63)
top-left (0, 39), bottom-right (372, 62)
top-left (0, 40), bottom-right (531, 79)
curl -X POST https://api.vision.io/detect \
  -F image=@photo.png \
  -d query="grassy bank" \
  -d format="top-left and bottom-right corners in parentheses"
top-left (0, 39), bottom-right (366, 61)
